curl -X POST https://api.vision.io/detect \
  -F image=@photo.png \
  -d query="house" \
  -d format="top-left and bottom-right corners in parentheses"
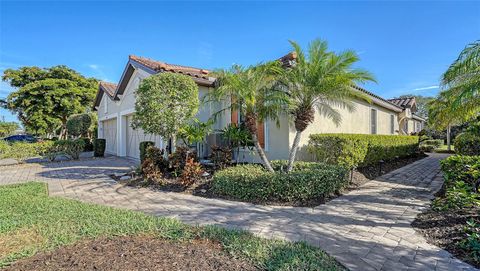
top-left (93, 54), bottom-right (425, 162)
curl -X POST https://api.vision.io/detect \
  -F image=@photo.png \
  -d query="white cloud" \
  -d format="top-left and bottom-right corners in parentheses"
top-left (412, 85), bottom-right (439, 91)
top-left (88, 64), bottom-right (99, 70)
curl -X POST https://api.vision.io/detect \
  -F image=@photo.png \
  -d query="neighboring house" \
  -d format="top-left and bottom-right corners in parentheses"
top-left (93, 54), bottom-right (425, 162)
top-left (387, 97), bottom-right (426, 135)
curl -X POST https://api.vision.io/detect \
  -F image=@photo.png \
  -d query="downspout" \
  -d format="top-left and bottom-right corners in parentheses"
top-left (446, 124), bottom-right (451, 151)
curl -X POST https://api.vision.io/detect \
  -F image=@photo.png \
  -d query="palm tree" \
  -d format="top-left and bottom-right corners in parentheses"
top-left (280, 39), bottom-right (376, 172)
top-left (209, 63), bottom-right (287, 172)
top-left (428, 91), bottom-right (475, 151)
top-left (442, 40), bottom-right (480, 109)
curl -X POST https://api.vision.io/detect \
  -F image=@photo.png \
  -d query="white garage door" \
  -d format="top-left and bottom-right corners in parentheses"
top-left (125, 115), bottom-right (163, 159)
top-left (102, 118), bottom-right (117, 155)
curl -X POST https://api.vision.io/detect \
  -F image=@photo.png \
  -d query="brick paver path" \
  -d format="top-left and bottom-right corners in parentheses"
top-left (0, 154), bottom-right (477, 271)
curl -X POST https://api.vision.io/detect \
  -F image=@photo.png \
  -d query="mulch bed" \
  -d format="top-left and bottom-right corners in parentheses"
top-left (118, 154), bottom-right (427, 207)
top-left (5, 236), bottom-right (259, 271)
top-left (412, 206), bottom-right (480, 268)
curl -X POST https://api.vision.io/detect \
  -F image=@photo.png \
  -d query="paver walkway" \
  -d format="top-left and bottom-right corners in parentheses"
top-left (0, 154), bottom-right (477, 271)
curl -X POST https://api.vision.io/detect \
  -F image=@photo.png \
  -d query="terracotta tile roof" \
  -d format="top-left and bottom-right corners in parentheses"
top-left (128, 55), bottom-right (213, 85)
top-left (387, 97), bottom-right (416, 109)
top-left (99, 81), bottom-right (117, 98)
top-left (278, 52), bottom-right (297, 67)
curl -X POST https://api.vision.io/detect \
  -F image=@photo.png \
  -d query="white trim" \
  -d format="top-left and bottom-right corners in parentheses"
top-left (264, 120), bottom-right (269, 152)
top-left (120, 108), bottom-right (135, 116)
top-left (99, 113), bottom-right (117, 122)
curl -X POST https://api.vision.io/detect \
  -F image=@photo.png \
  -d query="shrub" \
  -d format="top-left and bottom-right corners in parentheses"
top-left (421, 139), bottom-right (443, 148)
top-left (455, 133), bottom-right (480, 156)
top-left (78, 137), bottom-right (93, 152)
top-left (66, 113), bottom-right (93, 137)
top-left (309, 134), bottom-right (419, 168)
top-left (93, 139), bottom-right (106, 157)
top-left (441, 155), bottom-right (480, 188)
top-left (210, 145), bottom-right (232, 169)
top-left (419, 144), bottom-right (435, 153)
top-left (139, 141), bottom-right (155, 164)
top-left (55, 139), bottom-right (85, 160)
top-left (141, 146), bottom-right (168, 184)
top-left (435, 155), bottom-right (480, 210)
top-left (169, 146), bottom-right (197, 175)
top-left (212, 162), bottom-right (348, 203)
top-left (179, 158), bottom-right (204, 187)
top-left (0, 141), bottom-right (55, 161)
top-left (308, 135), bottom-right (368, 169)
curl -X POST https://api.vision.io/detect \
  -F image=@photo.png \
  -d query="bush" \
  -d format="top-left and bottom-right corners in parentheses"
top-left (93, 139), bottom-right (106, 157)
top-left (139, 141), bottom-right (155, 164)
top-left (169, 146), bottom-right (197, 175)
top-left (210, 145), bottom-right (232, 169)
top-left (66, 113), bottom-right (93, 137)
top-left (0, 141), bottom-right (55, 161)
top-left (179, 158), bottom-right (204, 187)
top-left (455, 133), bottom-right (480, 156)
top-left (309, 134), bottom-right (419, 168)
top-left (141, 146), bottom-right (168, 184)
top-left (78, 137), bottom-right (93, 152)
top-left (419, 144), bottom-right (435, 153)
top-left (55, 139), bottom-right (85, 160)
top-left (212, 162), bottom-right (348, 203)
top-left (435, 155), bottom-right (480, 210)
top-left (421, 139), bottom-right (443, 148)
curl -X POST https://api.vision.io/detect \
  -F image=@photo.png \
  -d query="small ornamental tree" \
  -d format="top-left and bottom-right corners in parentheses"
top-left (132, 73), bottom-right (199, 151)
top-left (66, 113), bottom-right (93, 138)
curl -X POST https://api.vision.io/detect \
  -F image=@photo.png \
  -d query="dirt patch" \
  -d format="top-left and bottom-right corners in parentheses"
top-left (412, 207), bottom-right (480, 268)
top-left (0, 228), bottom-right (44, 258)
top-left (5, 235), bottom-right (260, 271)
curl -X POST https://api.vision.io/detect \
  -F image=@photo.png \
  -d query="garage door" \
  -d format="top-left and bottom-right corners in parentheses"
top-left (102, 118), bottom-right (117, 155)
top-left (125, 115), bottom-right (163, 159)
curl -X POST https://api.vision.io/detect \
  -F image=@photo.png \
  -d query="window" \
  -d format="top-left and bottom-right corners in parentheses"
top-left (370, 109), bottom-right (377, 134)
top-left (390, 115), bottom-right (395, 134)
top-left (404, 120), bottom-right (409, 133)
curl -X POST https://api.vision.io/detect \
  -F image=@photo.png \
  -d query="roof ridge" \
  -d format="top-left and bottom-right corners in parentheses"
top-left (129, 55), bottom-right (210, 74)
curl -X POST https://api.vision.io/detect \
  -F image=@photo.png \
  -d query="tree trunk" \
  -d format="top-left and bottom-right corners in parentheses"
top-left (244, 111), bottom-right (274, 172)
top-left (286, 130), bottom-right (302, 172)
top-left (447, 124), bottom-right (451, 151)
top-left (251, 133), bottom-right (274, 172)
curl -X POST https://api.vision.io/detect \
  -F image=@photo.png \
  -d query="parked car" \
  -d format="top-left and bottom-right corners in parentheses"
top-left (2, 135), bottom-right (37, 143)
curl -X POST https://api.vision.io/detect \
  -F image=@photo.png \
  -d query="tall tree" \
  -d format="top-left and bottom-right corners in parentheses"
top-left (2, 66), bottom-right (98, 137)
top-left (280, 39), bottom-right (375, 172)
top-left (442, 40), bottom-right (480, 110)
top-left (209, 63), bottom-right (287, 172)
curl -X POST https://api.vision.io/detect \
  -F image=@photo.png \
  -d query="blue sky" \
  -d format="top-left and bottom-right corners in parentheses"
top-left (1, 1), bottom-right (479, 123)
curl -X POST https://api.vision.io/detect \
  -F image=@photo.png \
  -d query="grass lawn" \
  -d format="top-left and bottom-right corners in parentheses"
top-left (0, 182), bottom-right (344, 270)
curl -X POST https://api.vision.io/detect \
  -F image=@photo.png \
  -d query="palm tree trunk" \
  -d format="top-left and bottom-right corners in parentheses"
top-left (286, 130), bottom-right (302, 172)
top-left (251, 133), bottom-right (274, 172)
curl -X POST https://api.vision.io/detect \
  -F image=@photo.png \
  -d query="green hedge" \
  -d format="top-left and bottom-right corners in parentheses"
top-left (0, 141), bottom-right (54, 161)
top-left (421, 139), bottom-right (443, 148)
top-left (140, 141), bottom-right (155, 164)
top-left (454, 133), bottom-right (480, 156)
top-left (211, 162), bottom-right (348, 203)
top-left (437, 155), bottom-right (480, 210)
top-left (309, 134), bottom-right (419, 168)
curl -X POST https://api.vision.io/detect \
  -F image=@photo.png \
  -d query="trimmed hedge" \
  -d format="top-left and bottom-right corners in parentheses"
top-left (93, 139), bottom-right (106, 157)
top-left (308, 134), bottom-right (419, 168)
top-left (454, 133), bottom-right (480, 156)
top-left (0, 141), bottom-right (54, 161)
top-left (422, 139), bottom-right (443, 148)
top-left (211, 162), bottom-right (348, 203)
